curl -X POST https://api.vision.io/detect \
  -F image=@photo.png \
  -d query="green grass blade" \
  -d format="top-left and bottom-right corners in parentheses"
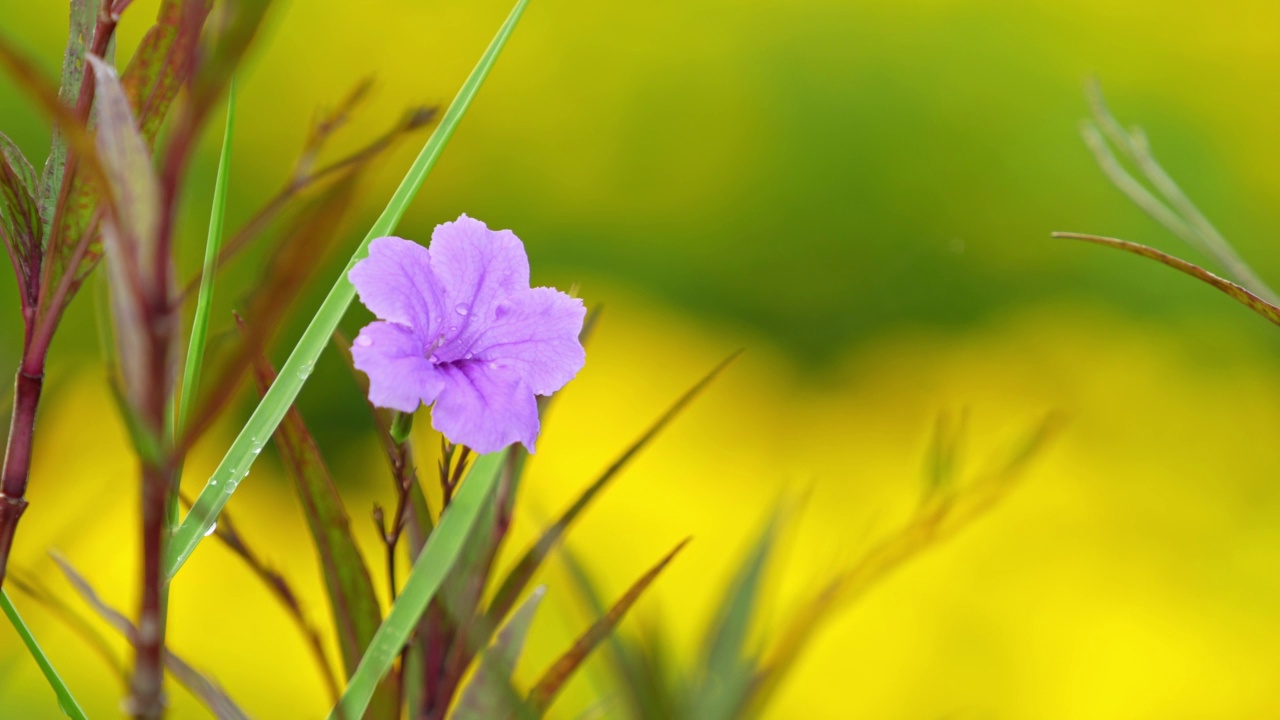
top-left (175, 77), bottom-right (236, 444)
top-left (1, 589), bottom-right (89, 720)
top-left (166, 0), bottom-right (532, 578)
top-left (328, 451), bottom-right (505, 720)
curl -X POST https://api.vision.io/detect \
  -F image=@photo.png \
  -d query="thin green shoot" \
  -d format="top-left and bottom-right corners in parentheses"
top-left (164, 0), bottom-right (531, 578)
top-left (1, 589), bottom-right (88, 720)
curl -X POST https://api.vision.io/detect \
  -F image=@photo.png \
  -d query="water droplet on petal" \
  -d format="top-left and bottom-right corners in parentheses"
top-left (464, 352), bottom-right (473, 360)
top-left (449, 326), bottom-right (458, 335)
top-left (455, 304), bottom-right (469, 316)
top-left (355, 335), bottom-right (373, 348)
top-left (429, 354), bottom-right (439, 363)
top-left (203, 522), bottom-right (218, 537)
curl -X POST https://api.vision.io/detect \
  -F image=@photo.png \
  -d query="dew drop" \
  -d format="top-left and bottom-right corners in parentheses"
top-left (464, 352), bottom-right (473, 360)
top-left (429, 354), bottom-right (440, 363)
top-left (455, 304), bottom-right (469, 316)
top-left (203, 522), bottom-right (218, 537)
top-left (355, 335), bottom-right (373, 348)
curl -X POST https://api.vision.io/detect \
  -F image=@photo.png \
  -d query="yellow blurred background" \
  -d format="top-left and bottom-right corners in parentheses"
top-left (3, 0), bottom-right (1280, 717)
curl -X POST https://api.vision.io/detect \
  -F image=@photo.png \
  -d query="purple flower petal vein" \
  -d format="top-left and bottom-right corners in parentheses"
top-left (349, 214), bottom-right (585, 453)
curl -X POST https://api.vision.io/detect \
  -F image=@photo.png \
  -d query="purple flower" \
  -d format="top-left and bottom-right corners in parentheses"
top-left (349, 215), bottom-right (585, 453)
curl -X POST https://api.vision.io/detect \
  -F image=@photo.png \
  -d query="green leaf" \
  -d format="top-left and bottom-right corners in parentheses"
top-left (121, 0), bottom-right (212, 146)
top-left (37, 0), bottom-right (99, 231)
top-left (328, 450), bottom-right (506, 720)
top-left (690, 516), bottom-right (776, 720)
top-left (246, 326), bottom-right (396, 720)
top-left (488, 352), bottom-right (740, 623)
top-left (1053, 232), bottom-right (1280, 328)
top-left (181, 172), bottom-right (360, 449)
top-left (0, 34), bottom-right (109, 301)
top-left (0, 132), bottom-right (44, 309)
top-left (167, 0), bottom-right (533, 578)
top-left (451, 586), bottom-right (546, 720)
top-left (175, 77), bottom-right (236, 442)
top-left (527, 539), bottom-right (690, 714)
top-left (0, 589), bottom-right (89, 720)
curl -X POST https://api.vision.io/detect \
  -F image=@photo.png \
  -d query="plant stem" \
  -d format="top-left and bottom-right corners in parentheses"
top-left (0, 367), bottom-right (40, 585)
top-left (0, 0), bottom-right (119, 591)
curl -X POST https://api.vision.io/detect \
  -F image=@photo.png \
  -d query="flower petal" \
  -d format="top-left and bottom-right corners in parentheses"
top-left (349, 236), bottom-right (443, 335)
top-left (427, 215), bottom-right (531, 362)
top-left (352, 321), bottom-right (446, 413)
top-left (431, 361), bottom-right (539, 454)
top-left (470, 287), bottom-right (586, 395)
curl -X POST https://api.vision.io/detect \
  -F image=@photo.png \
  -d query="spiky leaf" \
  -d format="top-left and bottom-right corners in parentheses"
top-left (451, 587), bottom-right (546, 720)
top-left (528, 539), bottom-right (690, 714)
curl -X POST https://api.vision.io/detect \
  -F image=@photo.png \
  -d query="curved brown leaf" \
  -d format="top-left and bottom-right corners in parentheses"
top-left (1054, 232), bottom-right (1280, 327)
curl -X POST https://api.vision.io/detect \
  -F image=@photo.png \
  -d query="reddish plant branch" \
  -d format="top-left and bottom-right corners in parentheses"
top-left (0, 0), bottom-right (119, 590)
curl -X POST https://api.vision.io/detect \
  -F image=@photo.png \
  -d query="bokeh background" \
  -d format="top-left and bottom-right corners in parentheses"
top-left (4, 0), bottom-right (1280, 716)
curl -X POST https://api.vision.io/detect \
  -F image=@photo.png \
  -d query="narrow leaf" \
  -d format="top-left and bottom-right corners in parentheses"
top-left (451, 586), bottom-right (546, 720)
top-left (0, 588), bottom-right (89, 720)
top-left (52, 555), bottom-right (251, 720)
top-left (181, 172), bottom-right (359, 450)
top-left (176, 78), bottom-right (236, 440)
top-left (121, 0), bottom-right (211, 145)
top-left (328, 451), bottom-right (506, 720)
top-left (38, 0), bottom-right (99, 230)
top-left (527, 539), bottom-right (689, 713)
top-left (86, 53), bottom-right (164, 425)
top-left (245, 323), bottom-right (396, 719)
top-left (1082, 81), bottom-right (1278, 303)
top-left (691, 518), bottom-right (776, 720)
top-left (168, 0), bottom-right (533, 578)
top-left (488, 351), bottom-right (740, 623)
top-left (0, 134), bottom-right (44, 308)
top-left (1054, 232), bottom-right (1280, 328)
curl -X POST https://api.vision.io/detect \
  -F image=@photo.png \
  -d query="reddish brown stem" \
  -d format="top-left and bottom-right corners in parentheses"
top-left (0, 368), bottom-right (41, 585)
top-left (0, 0), bottom-right (119, 592)
top-left (129, 461), bottom-right (170, 720)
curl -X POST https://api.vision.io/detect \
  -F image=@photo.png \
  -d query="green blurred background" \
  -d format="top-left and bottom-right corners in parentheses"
top-left (4, 0), bottom-right (1280, 716)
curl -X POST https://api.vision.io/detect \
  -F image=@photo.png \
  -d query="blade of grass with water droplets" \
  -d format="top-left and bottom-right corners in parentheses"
top-left (166, 0), bottom-right (532, 577)
top-left (0, 589), bottom-right (89, 720)
top-left (328, 450), bottom-right (505, 720)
